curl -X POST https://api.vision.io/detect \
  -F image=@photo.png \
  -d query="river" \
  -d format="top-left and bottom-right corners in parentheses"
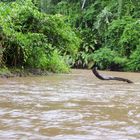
top-left (0, 69), bottom-right (140, 140)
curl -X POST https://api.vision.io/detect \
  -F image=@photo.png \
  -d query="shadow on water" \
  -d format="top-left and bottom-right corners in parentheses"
top-left (0, 69), bottom-right (140, 140)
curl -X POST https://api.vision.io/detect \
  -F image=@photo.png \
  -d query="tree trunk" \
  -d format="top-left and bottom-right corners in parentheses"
top-left (81, 0), bottom-right (87, 10)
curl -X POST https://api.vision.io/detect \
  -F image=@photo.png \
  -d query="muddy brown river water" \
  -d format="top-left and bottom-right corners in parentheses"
top-left (0, 69), bottom-right (140, 140)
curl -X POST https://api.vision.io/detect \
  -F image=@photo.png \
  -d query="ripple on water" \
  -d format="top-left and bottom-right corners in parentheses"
top-left (0, 70), bottom-right (140, 139)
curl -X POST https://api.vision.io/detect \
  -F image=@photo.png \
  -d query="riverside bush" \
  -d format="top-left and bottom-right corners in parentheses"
top-left (90, 47), bottom-right (127, 70)
top-left (0, 0), bottom-right (80, 72)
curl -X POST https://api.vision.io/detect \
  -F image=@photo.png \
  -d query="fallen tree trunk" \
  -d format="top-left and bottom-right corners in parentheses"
top-left (92, 67), bottom-right (133, 83)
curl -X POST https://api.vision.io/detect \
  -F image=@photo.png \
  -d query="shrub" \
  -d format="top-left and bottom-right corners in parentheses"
top-left (106, 16), bottom-right (140, 57)
top-left (90, 47), bottom-right (127, 70)
top-left (0, 0), bottom-right (80, 72)
top-left (47, 50), bottom-right (69, 73)
top-left (127, 46), bottom-right (140, 71)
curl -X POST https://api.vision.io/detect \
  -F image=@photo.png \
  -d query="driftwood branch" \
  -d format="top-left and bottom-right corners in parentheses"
top-left (92, 67), bottom-right (133, 83)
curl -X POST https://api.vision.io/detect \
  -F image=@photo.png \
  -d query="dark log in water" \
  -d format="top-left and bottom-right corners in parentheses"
top-left (92, 67), bottom-right (133, 83)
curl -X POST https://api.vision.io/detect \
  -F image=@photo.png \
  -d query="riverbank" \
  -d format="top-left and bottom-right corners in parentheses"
top-left (0, 67), bottom-right (51, 78)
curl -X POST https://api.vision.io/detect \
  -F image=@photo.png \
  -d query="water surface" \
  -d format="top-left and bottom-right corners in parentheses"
top-left (0, 69), bottom-right (140, 140)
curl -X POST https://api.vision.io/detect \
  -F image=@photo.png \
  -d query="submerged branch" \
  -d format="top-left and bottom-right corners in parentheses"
top-left (92, 67), bottom-right (133, 83)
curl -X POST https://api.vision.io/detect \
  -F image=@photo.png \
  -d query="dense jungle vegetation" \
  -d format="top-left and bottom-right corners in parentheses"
top-left (0, 0), bottom-right (140, 73)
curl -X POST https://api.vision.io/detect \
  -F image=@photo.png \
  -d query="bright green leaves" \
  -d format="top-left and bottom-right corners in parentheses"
top-left (0, 0), bottom-right (80, 72)
top-left (105, 17), bottom-right (140, 70)
top-left (91, 47), bottom-right (127, 70)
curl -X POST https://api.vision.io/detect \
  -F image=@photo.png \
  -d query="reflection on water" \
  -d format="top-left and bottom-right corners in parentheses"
top-left (0, 69), bottom-right (140, 140)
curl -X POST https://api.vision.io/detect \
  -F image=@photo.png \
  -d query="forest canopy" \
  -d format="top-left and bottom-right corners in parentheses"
top-left (1, 0), bottom-right (140, 72)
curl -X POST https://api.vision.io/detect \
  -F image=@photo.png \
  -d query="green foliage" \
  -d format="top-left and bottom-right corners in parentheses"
top-left (47, 50), bottom-right (69, 73)
top-left (0, 67), bottom-right (11, 76)
top-left (29, 0), bottom-right (140, 71)
top-left (1, 0), bottom-right (140, 72)
top-left (25, 37), bottom-right (49, 69)
top-left (127, 47), bottom-right (140, 71)
top-left (91, 47), bottom-right (127, 70)
top-left (106, 17), bottom-right (140, 56)
top-left (0, 0), bottom-right (80, 72)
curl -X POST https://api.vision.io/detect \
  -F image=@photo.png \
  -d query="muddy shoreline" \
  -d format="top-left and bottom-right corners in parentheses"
top-left (0, 68), bottom-right (51, 78)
